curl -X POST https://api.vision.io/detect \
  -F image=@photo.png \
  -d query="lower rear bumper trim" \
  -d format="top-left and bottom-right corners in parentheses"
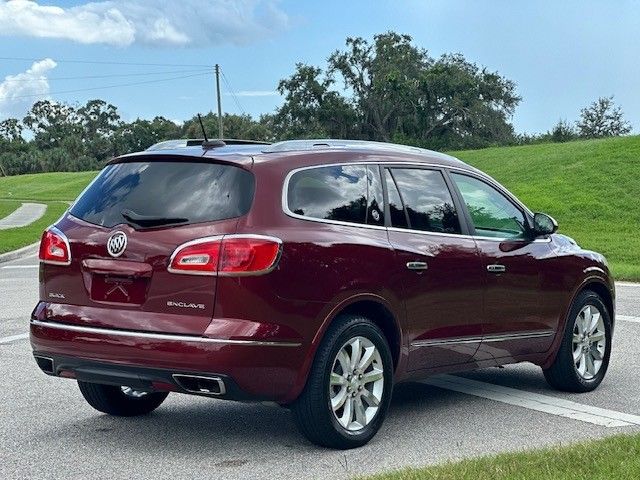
top-left (30, 319), bottom-right (302, 347)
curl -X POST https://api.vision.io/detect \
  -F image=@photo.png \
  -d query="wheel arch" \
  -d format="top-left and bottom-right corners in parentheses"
top-left (337, 299), bottom-right (402, 370)
top-left (541, 275), bottom-right (614, 370)
top-left (580, 280), bottom-right (615, 327)
top-left (313, 294), bottom-right (404, 372)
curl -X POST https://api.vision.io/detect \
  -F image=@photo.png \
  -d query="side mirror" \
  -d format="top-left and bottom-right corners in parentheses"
top-left (532, 212), bottom-right (558, 236)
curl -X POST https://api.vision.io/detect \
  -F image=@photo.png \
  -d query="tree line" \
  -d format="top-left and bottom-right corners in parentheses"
top-left (0, 32), bottom-right (633, 176)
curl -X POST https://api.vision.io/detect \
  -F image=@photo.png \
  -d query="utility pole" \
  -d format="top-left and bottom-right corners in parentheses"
top-left (214, 64), bottom-right (223, 139)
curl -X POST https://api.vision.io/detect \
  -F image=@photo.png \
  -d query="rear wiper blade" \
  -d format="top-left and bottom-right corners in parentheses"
top-left (121, 209), bottom-right (189, 228)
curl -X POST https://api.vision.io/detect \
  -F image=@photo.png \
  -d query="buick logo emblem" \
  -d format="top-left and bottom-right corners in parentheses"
top-left (107, 231), bottom-right (127, 258)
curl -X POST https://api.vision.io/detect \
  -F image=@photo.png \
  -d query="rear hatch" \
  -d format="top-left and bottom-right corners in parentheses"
top-left (39, 157), bottom-right (254, 335)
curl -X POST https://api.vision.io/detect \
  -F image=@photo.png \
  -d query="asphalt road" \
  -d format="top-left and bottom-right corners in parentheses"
top-left (2, 254), bottom-right (640, 479)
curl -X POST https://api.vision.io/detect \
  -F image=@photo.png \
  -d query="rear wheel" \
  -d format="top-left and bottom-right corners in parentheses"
top-left (291, 315), bottom-right (393, 449)
top-left (78, 381), bottom-right (169, 416)
top-left (543, 290), bottom-right (612, 392)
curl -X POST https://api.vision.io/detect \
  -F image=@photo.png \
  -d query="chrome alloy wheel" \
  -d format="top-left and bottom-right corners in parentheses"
top-left (329, 336), bottom-right (384, 432)
top-left (120, 386), bottom-right (149, 398)
top-left (572, 305), bottom-right (607, 380)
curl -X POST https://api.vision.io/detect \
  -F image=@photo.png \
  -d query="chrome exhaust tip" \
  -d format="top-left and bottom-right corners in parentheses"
top-left (34, 355), bottom-right (54, 374)
top-left (172, 374), bottom-right (226, 396)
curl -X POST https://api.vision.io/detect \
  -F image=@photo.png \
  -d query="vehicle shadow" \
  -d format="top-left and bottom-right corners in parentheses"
top-left (38, 381), bottom-right (468, 455)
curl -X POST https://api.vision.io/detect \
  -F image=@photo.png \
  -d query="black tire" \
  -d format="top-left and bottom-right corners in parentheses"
top-left (291, 314), bottom-right (394, 449)
top-left (78, 381), bottom-right (169, 416)
top-left (543, 290), bottom-right (612, 393)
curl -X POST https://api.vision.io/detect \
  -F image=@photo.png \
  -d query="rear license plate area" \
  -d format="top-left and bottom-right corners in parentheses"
top-left (90, 274), bottom-right (148, 305)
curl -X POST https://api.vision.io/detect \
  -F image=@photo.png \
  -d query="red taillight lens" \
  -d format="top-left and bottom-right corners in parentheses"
top-left (39, 228), bottom-right (71, 265)
top-left (219, 237), bottom-right (281, 274)
top-left (168, 235), bottom-right (281, 276)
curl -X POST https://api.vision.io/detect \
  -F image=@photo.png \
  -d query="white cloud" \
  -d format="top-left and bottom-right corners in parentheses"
top-left (0, 58), bottom-right (57, 119)
top-left (0, 0), bottom-right (289, 47)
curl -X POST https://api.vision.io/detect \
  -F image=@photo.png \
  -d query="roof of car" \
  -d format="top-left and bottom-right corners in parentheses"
top-left (113, 139), bottom-right (471, 171)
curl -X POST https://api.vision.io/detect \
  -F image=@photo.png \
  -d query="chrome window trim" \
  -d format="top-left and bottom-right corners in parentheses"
top-left (281, 161), bottom-right (543, 243)
top-left (30, 319), bottom-right (301, 347)
top-left (410, 329), bottom-right (555, 348)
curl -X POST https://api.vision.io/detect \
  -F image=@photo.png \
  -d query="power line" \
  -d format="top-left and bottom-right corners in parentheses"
top-left (220, 68), bottom-right (247, 116)
top-left (1, 68), bottom-right (211, 83)
top-left (0, 72), bottom-right (212, 101)
top-left (0, 56), bottom-right (212, 68)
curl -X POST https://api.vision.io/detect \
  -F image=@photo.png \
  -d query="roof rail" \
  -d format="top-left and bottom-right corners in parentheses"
top-left (262, 139), bottom-right (432, 155)
top-left (146, 138), bottom-right (271, 151)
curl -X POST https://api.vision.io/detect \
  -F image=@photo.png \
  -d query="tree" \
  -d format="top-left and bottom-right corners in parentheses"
top-left (412, 53), bottom-right (519, 149)
top-left (113, 116), bottom-right (182, 155)
top-left (182, 112), bottom-right (273, 141)
top-left (328, 33), bottom-right (426, 141)
top-left (274, 32), bottom-right (520, 148)
top-left (0, 118), bottom-right (23, 143)
top-left (23, 100), bottom-right (82, 150)
top-left (549, 119), bottom-right (577, 143)
top-left (576, 96), bottom-right (632, 138)
top-left (273, 64), bottom-right (357, 139)
top-left (77, 99), bottom-right (122, 161)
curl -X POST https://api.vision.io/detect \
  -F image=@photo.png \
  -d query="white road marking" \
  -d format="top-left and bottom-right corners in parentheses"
top-left (423, 374), bottom-right (640, 428)
top-left (0, 333), bottom-right (29, 344)
top-left (616, 282), bottom-right (640, 288)
top-left (619, 315), bottom-right (640, 323)
top-left (0, 265), bottom-right (39, 269)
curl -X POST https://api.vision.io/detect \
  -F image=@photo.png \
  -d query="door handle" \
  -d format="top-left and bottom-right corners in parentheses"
top-left (406, 261), bottom-right (428, 271)
top-left (487, 264), bottom-right (506, 274)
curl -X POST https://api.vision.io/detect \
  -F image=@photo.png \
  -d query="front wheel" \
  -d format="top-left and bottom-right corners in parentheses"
top-left (543, 290), bottom-right (612, 392)
top-left (291, 315), bottom-right (393, 449)
top-left (78, 381), bottom-right (169, 416)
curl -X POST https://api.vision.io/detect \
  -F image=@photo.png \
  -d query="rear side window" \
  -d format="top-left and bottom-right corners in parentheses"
top-left (70, 161), bottom-right (254, 228)
top-left (287, 165), bottom-right (384, 226)
top-left (384, 169), bottom-right (409, 228)
top-left (390, 168), bottom-right (461, 234)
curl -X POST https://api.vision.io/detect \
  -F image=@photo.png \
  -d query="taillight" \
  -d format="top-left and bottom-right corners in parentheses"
top-left (168, 235), bottom-right (282, 276)
top-left (39, 227), bottom-right (71, 265)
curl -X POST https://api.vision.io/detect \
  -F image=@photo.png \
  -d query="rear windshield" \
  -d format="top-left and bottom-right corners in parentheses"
top-left (69, 161), bottom-right (254, 228)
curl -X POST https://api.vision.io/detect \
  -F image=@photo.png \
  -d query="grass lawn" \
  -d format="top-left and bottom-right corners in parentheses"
top-left (0, 170), bottom-right (97, 202)
top-left (0, 201), bottom-right (69, 254)
top-left (0, 136), bottom-right (638, 279)
top-left (365, 433), bottom-right (640, 480)
top-left (0, 199), bottom-right (21, 220)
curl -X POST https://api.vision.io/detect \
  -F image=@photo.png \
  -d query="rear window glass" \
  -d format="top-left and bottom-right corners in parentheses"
top-left (70, 161), bottom-right (254, 228)
top-left (287, 165), bottom-right (384, 226)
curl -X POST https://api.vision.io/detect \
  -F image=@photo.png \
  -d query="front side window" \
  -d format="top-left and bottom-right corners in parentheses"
top-left (451, 173), bottom-right (527, 239)
top-left (390, 168), bottom-right (461, 234)
top-left (287, 165), bottom-right (384, 226)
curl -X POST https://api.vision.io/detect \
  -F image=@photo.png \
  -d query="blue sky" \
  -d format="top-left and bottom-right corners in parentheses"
top-left (0, 0), bottom-right (638, 134)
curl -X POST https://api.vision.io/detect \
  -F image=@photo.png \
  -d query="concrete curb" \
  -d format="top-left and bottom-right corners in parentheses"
top-left (0, 242), bottom-right (39, 264)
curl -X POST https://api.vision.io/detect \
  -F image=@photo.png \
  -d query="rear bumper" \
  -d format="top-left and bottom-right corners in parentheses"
top-left (30, 319), bottom-right (309, 403)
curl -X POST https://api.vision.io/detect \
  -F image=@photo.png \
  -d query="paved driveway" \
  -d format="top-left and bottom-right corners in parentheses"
top-left (2, 255), bottom-right (640, 479)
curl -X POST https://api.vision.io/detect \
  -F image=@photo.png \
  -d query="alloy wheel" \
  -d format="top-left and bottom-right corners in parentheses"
top-left (572, 305), bottom-right (607, 380)
top-left (329, 336), bottom-right (384, 432)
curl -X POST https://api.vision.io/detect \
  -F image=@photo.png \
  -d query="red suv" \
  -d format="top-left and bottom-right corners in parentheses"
top-left (31, 139), bottom-right (615, 449)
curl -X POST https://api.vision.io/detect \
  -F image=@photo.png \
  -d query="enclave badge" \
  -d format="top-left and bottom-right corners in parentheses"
top-left (107, 231), bottom-right (127, 257)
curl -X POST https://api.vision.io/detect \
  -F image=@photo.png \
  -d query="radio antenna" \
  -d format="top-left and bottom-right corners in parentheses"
top-left (197, 113), bottom-right (209, 143)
